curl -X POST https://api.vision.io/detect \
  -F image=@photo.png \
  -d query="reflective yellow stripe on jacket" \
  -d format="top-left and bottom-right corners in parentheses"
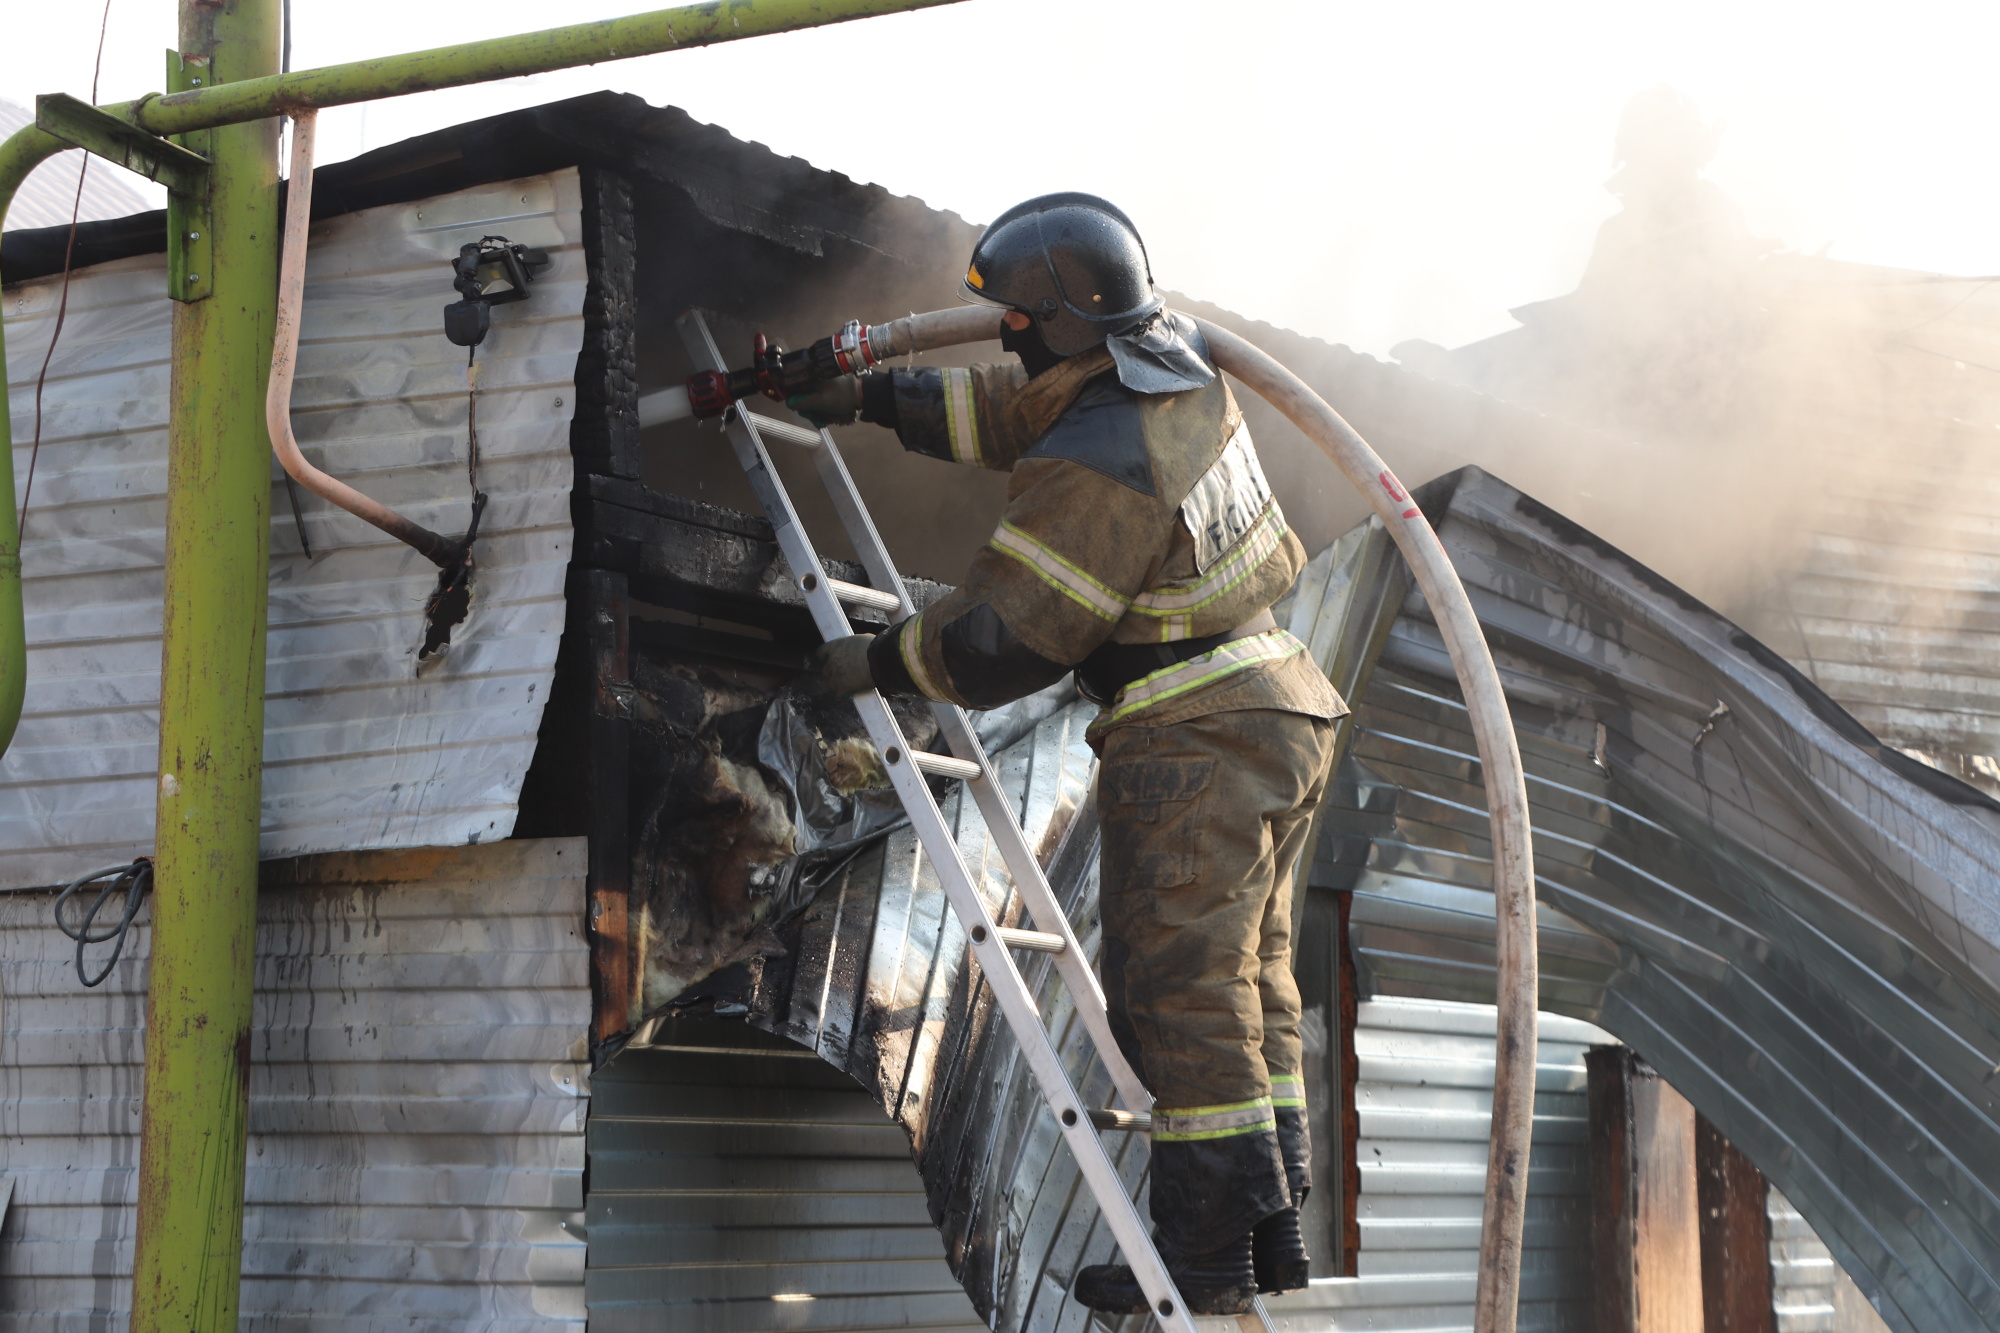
top-left (1108, 629), bottom-right (1306, 723)
top-left (940, 367), bottom-right (982, 466)
top-left (1129, 502), bottom-right (1290, 641)
top-left (898, 611), bottom-right (950, 701)
top-left (989, 521), bottom-right (1132, 622)
top-left (1270, 1076), bottom-right (1305, 1109)
top-left (1153, 1096), bottom-right (1278, 1142)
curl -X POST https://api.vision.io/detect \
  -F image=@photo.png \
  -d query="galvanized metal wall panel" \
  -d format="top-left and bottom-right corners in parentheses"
top-left (1304, 467), bottom-right (2000, 1333)
top-left (1260, 997), bottom-right (1607, 1332)
top-left (1771, 1188), bottom-right (1896, 1333)
top-left (0, 171), bottom-right (584, 890)
top-left (585, 1026), bottom-right (986, 1333)
top-left (0, 837), bottom-right (590, 1331)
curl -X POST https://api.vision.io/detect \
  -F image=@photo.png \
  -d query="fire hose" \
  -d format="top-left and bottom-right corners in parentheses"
top-left (640, 306), bottom-right (1541, 1331)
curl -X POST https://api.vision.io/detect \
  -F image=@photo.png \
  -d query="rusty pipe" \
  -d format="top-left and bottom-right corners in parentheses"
top-left (266, 109), bottom-right (461, 567)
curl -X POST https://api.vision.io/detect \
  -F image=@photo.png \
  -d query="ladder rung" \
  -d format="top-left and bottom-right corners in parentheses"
top-left (1087, 1109), bottom-right (1153, 1133)
top-left (997, 927), bottom-right (1066, 954)
top-left (742, 411), bottom-right (824, 448)
top-left (909, 750), bottom-right (981, 781)
top-left (824, 576), bottom-right (902, 612)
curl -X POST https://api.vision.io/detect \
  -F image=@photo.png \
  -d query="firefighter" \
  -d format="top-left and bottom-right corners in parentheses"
top-left (796, 193), bottom-right (1344, 1316)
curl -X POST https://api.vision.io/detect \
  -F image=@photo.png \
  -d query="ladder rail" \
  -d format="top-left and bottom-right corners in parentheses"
top-left (675, 311), bottom-right (1203, 1333)
top-left (799, 415), bottom-right (1152, 1114)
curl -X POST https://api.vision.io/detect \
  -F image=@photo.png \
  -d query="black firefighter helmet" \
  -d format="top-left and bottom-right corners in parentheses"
top-left (962, 192), bottom-right (1162, 358)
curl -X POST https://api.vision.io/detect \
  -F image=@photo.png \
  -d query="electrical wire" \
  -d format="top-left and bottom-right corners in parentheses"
top-left (52, 858), bottom-right (152, 988)
top-left (18, 0), bottom-right (115, 534)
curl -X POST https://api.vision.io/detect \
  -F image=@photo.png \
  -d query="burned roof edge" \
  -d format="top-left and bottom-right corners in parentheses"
top-left (4, 91), bottom-right (984, 285)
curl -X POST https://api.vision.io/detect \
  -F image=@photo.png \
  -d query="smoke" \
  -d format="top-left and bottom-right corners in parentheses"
top-left (633, 90), bottom-right (2000, 770)
top-left (1384, 86), bottom-right (2000, 771)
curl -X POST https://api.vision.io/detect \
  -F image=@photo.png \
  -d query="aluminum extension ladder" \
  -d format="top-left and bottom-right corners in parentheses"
top-left (676, 312), bottom-right (1279, 1333)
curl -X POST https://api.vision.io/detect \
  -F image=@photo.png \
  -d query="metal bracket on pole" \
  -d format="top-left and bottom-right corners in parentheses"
top-left (30, 83), bottom-right (218, 305)
top-left (33, 93), bottom-right (211, 194)
top-left (164, 53), bottom-right (215, 303)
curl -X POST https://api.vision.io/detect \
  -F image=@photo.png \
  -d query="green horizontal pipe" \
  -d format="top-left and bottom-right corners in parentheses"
top-left (0, 124), bottom-right (71, 757)
top-left (0, 0), bottom-right (966, 760)
top-left (138, 0), bottom-right (964, 135)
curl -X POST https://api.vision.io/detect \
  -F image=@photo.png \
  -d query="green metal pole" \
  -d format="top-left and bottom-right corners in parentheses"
top-left (129, 2), bottom-right (280, 1328)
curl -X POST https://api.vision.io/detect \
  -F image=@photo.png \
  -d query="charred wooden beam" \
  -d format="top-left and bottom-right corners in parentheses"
top-left (575, 473), bottom-right (950, 642)
top-left (579, 568), bottom-right (635, 1056)
top-left (569, 165), bottom-right (639, 480)
top-left (1588, 1046), bottom-right (1704, 1333)
top-left (1697, 1112), bottom-right (1776, 1333)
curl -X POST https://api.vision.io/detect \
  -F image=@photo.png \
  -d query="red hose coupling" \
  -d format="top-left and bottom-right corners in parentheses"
top-left (686, 369), bottom-right (733, 419)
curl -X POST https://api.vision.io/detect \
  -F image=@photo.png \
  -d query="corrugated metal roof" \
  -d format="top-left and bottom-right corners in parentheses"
top-left (0, 169), bottom-right (584, 890)
top-left (586, 1022), bottom-right (985, 1332)
top-left (0, 836), bottom-right (590, 1330)
top-left (1296, 466), bottom-right (2000, 1333)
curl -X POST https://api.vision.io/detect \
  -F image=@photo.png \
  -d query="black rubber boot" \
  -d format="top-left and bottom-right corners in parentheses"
top-left (1252, 1205), bottom-right (1311, 1294)
top-left (1073, 1232), bottom-right (1257, 1316)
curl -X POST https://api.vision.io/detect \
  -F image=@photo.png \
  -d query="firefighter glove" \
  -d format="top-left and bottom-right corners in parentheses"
top-left (788, 377), bottom-right (863, 428)
top-left (815, 634), bottom-right (878, 696)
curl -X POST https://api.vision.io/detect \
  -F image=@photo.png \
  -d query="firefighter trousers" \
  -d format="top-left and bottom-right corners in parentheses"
top-left (1096, 707), bottom-right (1337, 1254)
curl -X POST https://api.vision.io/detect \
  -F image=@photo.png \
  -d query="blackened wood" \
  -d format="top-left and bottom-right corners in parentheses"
top-left (577, 477), bottom-right (950, 635)
top-left (570, 165), bottom-right (640, 480)
top-left (580, 567), bottom-right (635, 1054)
top-left (1697, 1114), bottom-right (1776, 1333)
top-left (1591, 1048), bottom-right (1707, 1333)
top-left (1590, 1044), bottom-right (1640, 1333)
top-left (1336, 888), bottom-right (1361, 1278)
top-left (1295, 890), bottom-right (1336, 1277)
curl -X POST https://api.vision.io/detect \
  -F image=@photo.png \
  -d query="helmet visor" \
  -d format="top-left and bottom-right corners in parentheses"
top-left (959, 259), bottom-right (1025, 311)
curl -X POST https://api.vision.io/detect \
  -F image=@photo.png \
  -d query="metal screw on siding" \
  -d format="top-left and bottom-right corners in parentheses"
top-left (186, 231), bottom-right (199, 241)
top-left (186, 274), bottom-right (200, 283)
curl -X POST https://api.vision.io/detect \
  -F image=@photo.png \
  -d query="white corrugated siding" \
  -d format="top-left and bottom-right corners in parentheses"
top-left (1265, 997), bottom-right (1608, 1333)
top-left (1769, 1190), bottom-right (1895, 1333)
top-left (0, 836), bottom-right (590, 1331)
top-left (585, 1027), bottom-right (985, 1333)
top-left (0, 170), bottom-right (583, 889)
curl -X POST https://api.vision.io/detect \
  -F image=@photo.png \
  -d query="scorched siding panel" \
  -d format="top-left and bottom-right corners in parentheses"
top-left (0, 172), bottom-right (584, 889)
top-left (0, 838), bottom-right (590, 1332)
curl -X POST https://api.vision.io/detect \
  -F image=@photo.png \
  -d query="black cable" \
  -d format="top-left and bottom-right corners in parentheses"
top-left (52, 858), bottom-right (152, 988)
top-left (19, 0), bottom-right (115, 534)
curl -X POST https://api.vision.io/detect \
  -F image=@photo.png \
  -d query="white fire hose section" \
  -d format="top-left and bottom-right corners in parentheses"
top-left (855, 305), bottom-right (1542, 1332)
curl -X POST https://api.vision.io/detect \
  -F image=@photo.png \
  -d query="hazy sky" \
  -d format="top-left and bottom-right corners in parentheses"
top-left (5, 1), bottom-right (1998, 356)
